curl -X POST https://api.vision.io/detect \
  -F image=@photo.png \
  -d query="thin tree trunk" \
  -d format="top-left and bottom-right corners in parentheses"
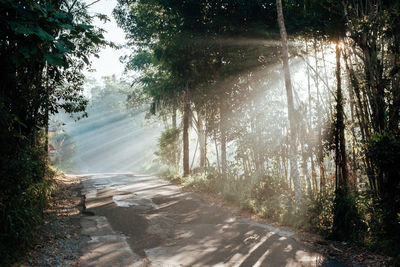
top-left (301, 141), bottom-right (312, 195)
top-left (183, 88), bottom-right (190, 177)
top-left (311, 154), bottom-right (318, 193)
top-left (306, 41), bottom-right (312, 127)
top-left (316, 40), bottom-right (326, 195)
top-left (344, 50), bottom-right (376, 191)
top-left (276, 0), bottom-right (301, 201)
top-left (198, 114), bottom-right (206, 169)
top-left (214, 130), bottom-right (221, 174)
top-left (172, 104), bottom-right (177, 129)
top-left (343, 50), bottom-right (358, 189)
top-left (172, 104), bottom-right (177, 166)
top-left (204, 122), bottom-right (208, 167)
top-left (220, 99), bottom-right (227, 178)
top-left (45, 106), bottom-right (49, 156)
top-left (335, 43), bottom-right (348, 190)
top-left (305, 40), bottom-right (314, 194)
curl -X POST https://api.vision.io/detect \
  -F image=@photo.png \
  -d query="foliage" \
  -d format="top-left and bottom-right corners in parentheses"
top-left (154, 127), bottom-right (180, 166)
top-left (116, 0), bottom-right (400, 261)
top-left (332, 188), bottom-right (365, 241)
top-left (304, 192), bottom-right (335, 235)
top-left (0, 149), bottom-right (56, 265)
top-left (365, 130), bottom-right (400, 257)
top-left (90, 76), bottom-right (131, 112)
top-left (0, 0), bottom-right (107, 263)
top-left (367, 131), bottom-right (400, 177)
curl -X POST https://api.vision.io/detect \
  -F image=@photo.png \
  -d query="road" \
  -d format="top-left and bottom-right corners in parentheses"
top-left (77, 173), bottom-right (347, 267)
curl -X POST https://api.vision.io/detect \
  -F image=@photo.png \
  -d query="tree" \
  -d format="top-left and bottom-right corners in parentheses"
top-left (332, 41), bottom-right (360, 241)
top-left (0, 0), bottom-right (107, 262)
top-left (276, 0), bottom-right (301, 201)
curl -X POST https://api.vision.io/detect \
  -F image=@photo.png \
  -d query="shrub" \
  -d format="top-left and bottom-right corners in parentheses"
top-left (0, 140), bottom-right (56, 265)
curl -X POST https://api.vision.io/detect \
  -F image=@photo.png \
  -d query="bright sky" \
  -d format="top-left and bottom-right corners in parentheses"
top-left (84, 0), bottom-right (129, 83)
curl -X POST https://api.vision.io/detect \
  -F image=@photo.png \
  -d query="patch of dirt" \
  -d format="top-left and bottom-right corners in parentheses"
top-left (16, 174), bottom-right (83, 267)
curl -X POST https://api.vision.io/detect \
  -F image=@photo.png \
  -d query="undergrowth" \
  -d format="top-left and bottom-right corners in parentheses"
top-left (0, 146), bottom-right (57, 266)
top-left (160, 166), bottom-right (398, 263)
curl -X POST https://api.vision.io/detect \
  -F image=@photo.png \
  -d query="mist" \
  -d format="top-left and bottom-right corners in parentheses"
top-left (50, 77), bottom-right (163, 175)
top-left (63, 111), bottom-right (161, 174)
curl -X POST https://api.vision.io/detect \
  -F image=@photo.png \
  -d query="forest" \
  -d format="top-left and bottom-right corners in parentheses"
top-left (1, 0), bottom-right (399, 265)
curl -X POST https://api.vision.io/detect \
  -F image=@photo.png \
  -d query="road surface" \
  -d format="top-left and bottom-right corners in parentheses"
top-left (77, 173), bottom-right (347, 267)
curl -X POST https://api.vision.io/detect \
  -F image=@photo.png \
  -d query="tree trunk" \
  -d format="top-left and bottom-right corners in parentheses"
top-left (220, 99), bottom-right (227, 178)
top-left (306, 41), bottom-right (312, 127)
top-left (197, 114), bottom-right (206, 169)
top-left (214, 129), bottom-right (221, 174)
top-left (172, 104), bottom-right (177, 166)
top-left (276, 0), bottom-right (301, 201)
top-left (335, 43), bottom-right (348, 190)
top-left (45, 105), bottom-right (49, 156)
top-left (311, 154), bottom-right (318, 193)
top-left (332, 42), bottom-right (361, 241)
top-left (183, 89), bottom-right (190, 177)
top-left (172, 104), bottom-right (177, 129)
top-left (316, 40), bottom-right (326, 195)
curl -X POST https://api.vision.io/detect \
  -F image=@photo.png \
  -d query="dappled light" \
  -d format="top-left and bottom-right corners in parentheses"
top-left (1, 0), bottom-right (399, 266)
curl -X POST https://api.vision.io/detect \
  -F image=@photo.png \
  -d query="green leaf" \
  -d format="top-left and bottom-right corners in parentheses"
top-left (77, 24), bottom-right (93, 31)
top-left (44, 53), bottom-right (64, 66)
top-left (60, 23), bottom-right (74, 30)
top-left (54, 12), bottom-right (68, 20)
top-left (12, 24), bottom-right (36, 35)
top-left (34, 26), bottom-right (54, 41)
top-left (55, 40), bottom-right (71, 53)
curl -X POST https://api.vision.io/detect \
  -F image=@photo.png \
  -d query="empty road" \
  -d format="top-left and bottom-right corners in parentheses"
top-left (77, 173), bottom-right (346, 267)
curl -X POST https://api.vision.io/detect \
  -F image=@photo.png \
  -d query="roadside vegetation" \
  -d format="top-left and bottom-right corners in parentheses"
top-left (115, 0), bottom-right (400, 263)
top-left (0, 0), bottom-right (106, 264)
top-left (1, 0), bottom-right (400, 265)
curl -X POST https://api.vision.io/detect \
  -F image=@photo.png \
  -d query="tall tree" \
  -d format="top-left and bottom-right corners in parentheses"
top-left (276, 0), bottom-right (301, 201)
top-left (332, 40), bottom-right (361, 241)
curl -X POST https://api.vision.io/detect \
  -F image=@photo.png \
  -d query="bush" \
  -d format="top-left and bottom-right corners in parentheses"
top-left (250, 174), bottom-right (294, 222)
top-left (358, 190), bottom-right (400, 260)
top-left (0, 140), bottom-right (56, 265)
top-left (302, 191), bottom-right (334, 235)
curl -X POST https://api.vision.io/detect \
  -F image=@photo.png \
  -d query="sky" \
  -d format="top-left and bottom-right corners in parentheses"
top-left (84, 0), bottom-right (129, 84)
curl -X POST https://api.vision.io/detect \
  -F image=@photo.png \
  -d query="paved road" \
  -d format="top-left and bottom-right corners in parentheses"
top-left (78, 173), bottom-right (347, 267)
